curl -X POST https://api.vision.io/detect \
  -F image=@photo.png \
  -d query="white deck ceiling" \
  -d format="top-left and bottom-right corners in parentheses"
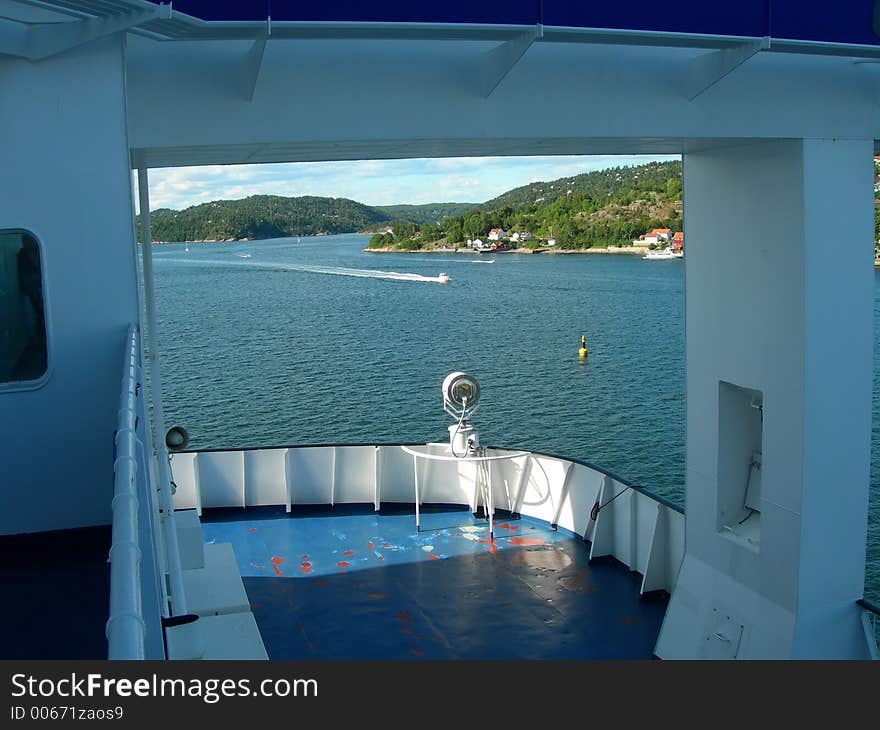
top-left (3, 0), bottom-right (880, 166)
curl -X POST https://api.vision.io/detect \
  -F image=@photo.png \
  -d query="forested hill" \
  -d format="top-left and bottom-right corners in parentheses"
top-left (373, 202), bottom-right (477, 224)
top-left (146, 195), bottom-right (389, 242)
top-left (142, 160), bottom-right (684, 245)
top-left (395, 160), bottom-right (685, 250)
top-left (480, 160), bottom-right (682, 211)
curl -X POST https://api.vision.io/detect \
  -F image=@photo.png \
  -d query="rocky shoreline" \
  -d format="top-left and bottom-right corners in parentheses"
top-left (364, 245), bottom-right (645, 255)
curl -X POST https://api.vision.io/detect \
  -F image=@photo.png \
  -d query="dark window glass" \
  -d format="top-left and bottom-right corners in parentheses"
top-left (0, 231), bottom-right (47, 384)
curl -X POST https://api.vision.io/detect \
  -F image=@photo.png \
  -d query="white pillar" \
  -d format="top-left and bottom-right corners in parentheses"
top-left (137, 168), bottom-right (189, 617)
top-left (656, 139), bottom-right (874, 659)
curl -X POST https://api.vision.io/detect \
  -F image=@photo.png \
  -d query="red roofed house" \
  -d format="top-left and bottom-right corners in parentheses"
top-left (672, 231), bottom-right (684, 251)
top-left (488, 227), bottom-right (507, 241)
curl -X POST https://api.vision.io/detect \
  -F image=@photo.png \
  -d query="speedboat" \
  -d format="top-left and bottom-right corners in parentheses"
top-left (438, 272), bottom-right (450, 283)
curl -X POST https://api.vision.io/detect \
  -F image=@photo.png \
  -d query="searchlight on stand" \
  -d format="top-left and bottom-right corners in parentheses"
top-left (442, 371), bottom-right (480, 457)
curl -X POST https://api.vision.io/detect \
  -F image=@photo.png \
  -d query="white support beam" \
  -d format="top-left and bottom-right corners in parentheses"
top-left (20, 5), bottom-right (169, 61)
top-left (242, 37), bottom-right (268, 102)
top-left (685, 36), bottom-right (769, 101)
top-left (0, 20), bottom-right (28, 59)
top-left (480, 24), bottom-right (542, 98)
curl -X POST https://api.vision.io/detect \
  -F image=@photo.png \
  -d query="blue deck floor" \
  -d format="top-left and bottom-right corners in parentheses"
top-left (201, 505), bottom-right (668, 659)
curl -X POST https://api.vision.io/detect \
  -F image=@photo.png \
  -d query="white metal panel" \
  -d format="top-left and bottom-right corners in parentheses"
top-left (489, 455), bottom-right (529, 513)
top-left (666, 508), bottom-right (685, 588)
top-left (515, 455), bottom-right (568, 526)
top-left (197, 451), bottom-right (245, 509)
top-left (243, 448), bottom-right (286, 506)
top-left (609, 484), bottom-right (636, 569)
top-left (334, 445), bottom-right (378, 503)
top-left (170, 451), bottom-right (199, 511)
top-left (554, 465), bottom-right (602, 536)
top-left (633, 491), bottom-right (660, 574)
top-left (641, 505), bottom-right (667, 594)
top-left (287, 447), bottom-right (333, 504)
top-left (415, 443), bottom-right (476, 506)
top-left (589, 476), bottom-right (616, 559)
top-left (377, 445), bottom-right (417, 503)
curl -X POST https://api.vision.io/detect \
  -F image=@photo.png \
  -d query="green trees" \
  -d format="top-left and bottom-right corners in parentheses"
top-left (430, 160), bottom-right (683, 250)
top-left (142, 160), bottom-right (686, 250)
top-left (144, 195), bottom-right (389, 242)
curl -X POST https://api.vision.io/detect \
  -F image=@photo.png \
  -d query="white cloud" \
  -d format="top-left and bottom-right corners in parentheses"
top-left (137, 154), bottom-right (679, 211)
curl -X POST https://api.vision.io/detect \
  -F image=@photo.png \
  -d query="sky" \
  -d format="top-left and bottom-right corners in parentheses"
top-left (142, 154), bottom-right (680, 211)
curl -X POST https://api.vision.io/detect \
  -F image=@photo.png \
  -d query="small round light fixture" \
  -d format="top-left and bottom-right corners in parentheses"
top-left (165, 425), bottom-right (189, 451)
top-left (442, 371), bottom-right (480, 417)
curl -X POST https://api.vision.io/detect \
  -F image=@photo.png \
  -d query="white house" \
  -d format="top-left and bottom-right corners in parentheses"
top-left (488, 228), bottom-right (507, 241)
top-left (546, 238), bottom-right (556, 247)
top-left (510, 231), bottom-right (532, 242)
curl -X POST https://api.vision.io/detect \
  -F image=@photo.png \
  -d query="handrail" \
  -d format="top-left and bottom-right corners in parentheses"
top-left (106, 325), bottom-right (145, 660)
top-left (858, 598), bottom-right (880, 660)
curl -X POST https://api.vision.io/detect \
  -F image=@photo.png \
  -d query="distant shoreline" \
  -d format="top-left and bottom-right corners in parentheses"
top-left (145, 235), bottom-right (651, 257)
top-left (365, 245), bottom-right (646, 255)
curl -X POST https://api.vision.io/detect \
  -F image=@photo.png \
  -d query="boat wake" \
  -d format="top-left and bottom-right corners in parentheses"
top-left (161, 258), bottom-right (450, 283)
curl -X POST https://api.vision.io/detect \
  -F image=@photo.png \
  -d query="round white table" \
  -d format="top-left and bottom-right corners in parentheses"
top-left (399, 445), bottom-right (529, 537)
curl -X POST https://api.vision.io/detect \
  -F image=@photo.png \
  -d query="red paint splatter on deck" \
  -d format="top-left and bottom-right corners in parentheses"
top-left (343, 550), bottom-right (355, 557)
top-left (496, 523), bottom-right (520, 532)
top-left (300, 561), bottom-right (312, 574)
top-left (382, 543), bottom-right (391, 549)
top-left (428, 554), bottom-right (440, 561)
top-left (367, 541), bottom-right (375, 550)
top-left (479, 538), bottom-right (499, 554)
top-left (270, 556), bottom-right (285, 575)
top-left (409, 647), bottom-right (424, 656)
top-left (396, 610), bottom-right (413, 624)
top-left (301, 554), bottom-right (309, 561)
top-left (248, 528), bottom-right (257, 533)
top-left (509, 537), bottom-right (545, 547)
top-left (337, 561), bottom-right (350, 568)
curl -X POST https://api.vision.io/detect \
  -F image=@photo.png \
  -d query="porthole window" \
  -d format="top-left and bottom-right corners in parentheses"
top-left (0, 230), bottom-right (48, 386)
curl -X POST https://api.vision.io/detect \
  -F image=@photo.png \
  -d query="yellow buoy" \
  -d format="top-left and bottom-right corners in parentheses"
top-left (578, 335), bottom-right (589, 358)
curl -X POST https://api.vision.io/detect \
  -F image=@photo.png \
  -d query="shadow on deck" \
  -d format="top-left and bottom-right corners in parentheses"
top-left (0, 526), bottom-right (110, 659)
top-left (201, 505), bottom-right (668, 659)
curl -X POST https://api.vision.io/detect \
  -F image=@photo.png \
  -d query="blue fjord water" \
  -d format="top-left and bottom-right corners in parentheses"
top-left (151, 233), bottom-right (879, 602)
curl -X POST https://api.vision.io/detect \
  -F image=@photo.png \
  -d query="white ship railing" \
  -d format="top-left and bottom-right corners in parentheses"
top-left (859, 599), bottom-right (880, 660)
top-left (106, 325), bottom-right (147, 659)
top-left (170, 442), bottom-right (686, 596)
